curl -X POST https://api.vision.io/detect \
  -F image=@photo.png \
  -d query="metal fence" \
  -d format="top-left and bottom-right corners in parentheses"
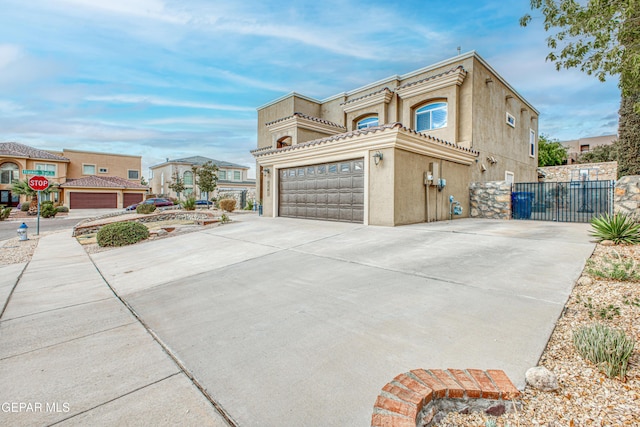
top-left (512, 180), bottom-right (614, 223)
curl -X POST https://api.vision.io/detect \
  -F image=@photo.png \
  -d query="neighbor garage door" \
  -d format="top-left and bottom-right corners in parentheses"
top-left (279, 159), bottom-right (364, 223)
top-left (69, 192), bottom-right (117, 209)
top-left (123, 193), bottom-right (143, 207)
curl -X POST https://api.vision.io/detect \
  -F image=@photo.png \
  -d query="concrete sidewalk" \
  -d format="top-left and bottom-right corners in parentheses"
top-left (0, 231), bottom-right (230, 426)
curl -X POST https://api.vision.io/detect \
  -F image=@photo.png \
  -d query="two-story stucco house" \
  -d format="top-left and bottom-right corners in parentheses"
top-left (149, 156), bottom-right (255, 200)
top-left (252, 51), bottom-right (539, 226)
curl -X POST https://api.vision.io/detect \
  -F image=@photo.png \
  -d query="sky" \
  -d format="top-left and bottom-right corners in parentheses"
top-left (0, 0), bottom-right (621, 179)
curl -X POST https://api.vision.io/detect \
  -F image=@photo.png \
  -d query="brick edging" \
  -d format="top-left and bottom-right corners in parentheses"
top-left (371, 369), bottom-right (520, 427)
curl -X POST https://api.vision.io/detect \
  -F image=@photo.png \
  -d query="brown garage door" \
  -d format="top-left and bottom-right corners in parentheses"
top-left (69, 192), bottom-right (117, 209)
top-left (123, 193), bottom-right (143, 207)
top-left (279, 159), bottom-right (364, 223)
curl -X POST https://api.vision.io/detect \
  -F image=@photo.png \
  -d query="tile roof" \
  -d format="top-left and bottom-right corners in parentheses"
top-left (340, 87), bottom-right (393, 106)
top-left (396, 65), bottom-right (466, 91)
top-left (60, 175), bottom-right (148, 189)
top-left (251, 123), bottom-right (478, 157)
top-left (154, 156), bottom-right (248, 169)
top-left (265, 112), bottom-right (346, 130)
top-left (0, 142), bottom-right (70, 161)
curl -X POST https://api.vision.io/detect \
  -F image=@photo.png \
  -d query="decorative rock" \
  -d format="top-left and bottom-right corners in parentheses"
top-left (485, 403), bottom-right (505, 416)
top-left (577, 276), bottom-right (593, 286)
top-left (600, 240), bottom-right (615, 246)
top-left (525, 366), bottom-right (559, 392)
top-left (156, 229), bottom-right (168, 236)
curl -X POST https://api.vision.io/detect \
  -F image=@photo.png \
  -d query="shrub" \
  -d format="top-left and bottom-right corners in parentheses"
top-left (136, 203), bottom-right (156, 214)
top-left (244, 199), bottom-right (254, 210)
top-left (56, 206), bottom-right (69, 213)
top-left (21, 202), bottom-right (30, 212)
top-left (220, 213), bottom-right (230, 224)
top-left (572, 323), bottom-right (635, 380)
top-left (97, 221), bottom-right (149, 247)
top-left (0, 207), bottom-right (11, 221)
top-left (40, 201), bottom-right (57, 218)
top-left (182, 196), bottom-right (196, 211)
top-left (590, 213), bottom-right (640, 245)
top-left (586, 250), bottom-right (640, 281)
top-left (219, 198), bottom-right (236, 212)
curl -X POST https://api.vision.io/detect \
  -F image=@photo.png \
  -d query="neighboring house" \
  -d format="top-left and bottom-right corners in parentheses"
top-left (0, 142), bottom-right (147, 209)
top-left (149, 156), bottom-right (255, 200)
top-left (252, 51), bottom-right (539, 226)
top-left (560, 134), bottom-right (617, 164)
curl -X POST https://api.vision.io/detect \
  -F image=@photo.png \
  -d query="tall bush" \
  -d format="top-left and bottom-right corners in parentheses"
top-left (219, 198), bottom-right (236, 212)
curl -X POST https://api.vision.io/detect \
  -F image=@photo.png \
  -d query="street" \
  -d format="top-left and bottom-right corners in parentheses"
top-left (0, 216), bottom-right (86, 241)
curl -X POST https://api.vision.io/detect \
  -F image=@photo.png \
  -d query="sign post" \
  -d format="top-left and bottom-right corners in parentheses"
top-left (28, 176), bottom-right (49, 236)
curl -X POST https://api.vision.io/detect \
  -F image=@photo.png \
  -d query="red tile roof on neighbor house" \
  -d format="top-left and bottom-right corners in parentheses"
top-left (0, 142), bottom-right (69, 161)
top-left (60, 175), bottom-right (148, 189)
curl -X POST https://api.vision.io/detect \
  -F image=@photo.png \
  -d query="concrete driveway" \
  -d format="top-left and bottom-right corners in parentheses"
top-left (91, 215), bottom-right (595, 426)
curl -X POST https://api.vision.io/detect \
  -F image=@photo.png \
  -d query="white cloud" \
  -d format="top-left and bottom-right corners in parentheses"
top-left (0, 44), bottom-right (23, 69)
top-left (85, 95), bottom-right (255, 112)
top-left (55, 0), bottom-right (189, 24)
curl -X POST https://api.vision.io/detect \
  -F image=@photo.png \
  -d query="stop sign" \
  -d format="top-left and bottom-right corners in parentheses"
top-left (28, 175), bottom-right (49, 191)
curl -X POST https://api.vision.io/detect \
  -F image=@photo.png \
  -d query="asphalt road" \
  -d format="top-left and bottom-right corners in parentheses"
top-left (0, 217), bottom-right (82, 241)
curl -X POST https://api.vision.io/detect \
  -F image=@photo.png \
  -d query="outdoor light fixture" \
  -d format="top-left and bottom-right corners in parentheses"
top-left (373, 151), bottom-right (383, 166)
top-left (263, 168), bottom-right (271, 176)
top-left (17, 222), bottom-right (28, 241)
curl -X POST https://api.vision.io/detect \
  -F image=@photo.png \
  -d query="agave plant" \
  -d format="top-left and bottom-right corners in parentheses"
top-left (590, 213), bottom-right (640, 245)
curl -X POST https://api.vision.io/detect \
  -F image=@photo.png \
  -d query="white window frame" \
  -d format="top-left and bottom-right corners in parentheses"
top-left (529, 129), bottom-right (536, 158)
top-left (35, 163), bottom-right (57, 176)
top-left (128, 169), bottom-right (140, 180)
top-left (218, 170), bottom-right (227, 180)
top-left (505, 171), bottom-right (514, 185)
top-left (82, 164), bottom-right (96, 175)
top-left (506, 112), bottom-right (516, 128)
top-left (233, 171), bottom-right (241, 181)
top-left (357, 116), bottom-right (379, 130)
top-left (416, 102), bottom-right (447, 132)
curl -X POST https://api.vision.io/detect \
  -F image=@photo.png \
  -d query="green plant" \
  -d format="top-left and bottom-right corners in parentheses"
top-left (20, 202), bottom-right (30, 212)
top-left (96, 222), bottom-right (149, 247)
top-left (623, 296), bottom-right (640, 307)
top-left (56, 206), bottom-right (69, 213)
top-left (244, 199), bottom-right (254, 210)
top-left (40, 201), bottom-right (57, 218)
top-left (586, 251), bottom-right (640, 281)
top-left (572, 323), bottom-right (635, 380)
top-left (182, 196), bottom-right (196, 211)
top-left (136, 203), bottom-right (156, 214)
top-left (576, 294), bottom-right (623, 320)
top-left (219, 198), bottom-right (236, 212)
top-left (0, 207), bottom-right (12, 221)
top-left (220, 213), bottom-right (230, 224)
top-left (590, 214), bottom-right (640, 245)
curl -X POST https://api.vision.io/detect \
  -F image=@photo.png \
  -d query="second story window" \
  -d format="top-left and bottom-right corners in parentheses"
top-left (416, 102), bottom-right (447, 132)
top-left (183, 171), bottom-right (193, 185)
top-left (357, 116), bottom-right (378, 130)
top-left (218, 170), bottom-right (227, 180)
top-left (234, 171), bottom-right (241, 181)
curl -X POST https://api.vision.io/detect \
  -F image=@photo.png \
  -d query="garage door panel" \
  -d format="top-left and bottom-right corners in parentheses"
top-left (279, 158), bottom-right (364, 224)
top-left (70, 192), bottom-right (117, 209)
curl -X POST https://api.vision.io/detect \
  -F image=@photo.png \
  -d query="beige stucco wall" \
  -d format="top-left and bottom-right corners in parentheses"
top-left (470, 59), bottom-right (538, 183)
top-left (393, 149), bottom-right (470, 225)
top-left (63, 149), bottom-right (142, 182)
top-left (368, 148), bottom-right (395, 226)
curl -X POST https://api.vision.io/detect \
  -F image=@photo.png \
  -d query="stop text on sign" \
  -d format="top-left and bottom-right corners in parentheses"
top-left (28, 175), bottom-right (49, 191)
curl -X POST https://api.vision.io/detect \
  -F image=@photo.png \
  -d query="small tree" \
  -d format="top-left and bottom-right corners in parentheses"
top-left (167, 171), bottom-right (185, 200)
top-left (577, 142), bottom-right (619, 164)
top-left (196, 161), bottom-right (219, 208)
top-left (537, 134), bottom-right (567, 166)
top-left (140, 176), bottom-right (149, 186)
top-left (11, 179), bottom-right (58, 215)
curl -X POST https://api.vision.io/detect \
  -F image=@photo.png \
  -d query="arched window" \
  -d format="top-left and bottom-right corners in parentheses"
top-left (183, 171), bottom-right (193, 185)
top-left (0, 163), bottom-right (19, 184)
top-left (357, 116), bottom-right (379, 130)
top-left (277, 136), bottom-right (292, 148)
top-left (416, 102), bottom-right (447, 131)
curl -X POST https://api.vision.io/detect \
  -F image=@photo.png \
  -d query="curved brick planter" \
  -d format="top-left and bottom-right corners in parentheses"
top-left (371, 369), bottom-right (520, 427)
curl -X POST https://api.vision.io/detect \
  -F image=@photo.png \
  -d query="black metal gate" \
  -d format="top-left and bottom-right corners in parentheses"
top-left (512, 180), bottom-right (614, 223)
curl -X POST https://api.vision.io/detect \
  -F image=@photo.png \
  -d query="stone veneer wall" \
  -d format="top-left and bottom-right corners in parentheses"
top-left (539, 161), bottom-right (617, 182)
top-left (469, 181), bottom-right (512, 220)
top-left (614, 175), bottom-right (640, 218)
